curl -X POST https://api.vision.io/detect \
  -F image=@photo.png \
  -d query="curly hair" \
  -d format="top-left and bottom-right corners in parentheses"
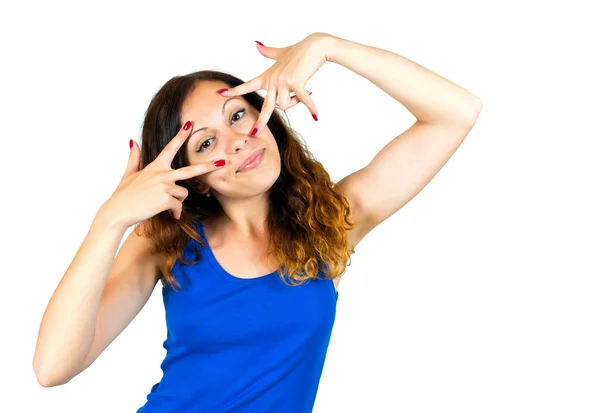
top-left (134, 70), bottom-right (357, 292)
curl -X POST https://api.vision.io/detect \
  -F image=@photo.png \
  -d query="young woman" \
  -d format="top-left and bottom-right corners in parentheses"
top-left (33, 32), bottom-right (481, 412)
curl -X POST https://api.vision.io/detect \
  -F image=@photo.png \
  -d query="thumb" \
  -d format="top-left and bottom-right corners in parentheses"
top-left (123, 139), bottom-right (141, 178)
top-left (255, 40), bottom-right (284, 60)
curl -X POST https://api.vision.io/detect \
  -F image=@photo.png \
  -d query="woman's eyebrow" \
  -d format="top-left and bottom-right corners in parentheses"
top-left (189, 97), bottom-right (241, 137)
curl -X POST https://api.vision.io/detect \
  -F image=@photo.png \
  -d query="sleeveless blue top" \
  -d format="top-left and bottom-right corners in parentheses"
top-left (136, 221), bottom-right (338, 412)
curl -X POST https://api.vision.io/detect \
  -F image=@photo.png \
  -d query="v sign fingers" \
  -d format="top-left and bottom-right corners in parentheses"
top-left (102, 119), bottom-right (228, 229)
top-left (155, 120), bottom-right (194, 167)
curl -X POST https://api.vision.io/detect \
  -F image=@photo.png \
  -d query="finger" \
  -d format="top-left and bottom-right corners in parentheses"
top-left (219, 75), bottom-right (264, 97)
top-left (164, 182), bottom-right (189, 202)
top-left (283, 91), bottom-right (312, 111)
top-left (167, 199), bottom-right (184, 221)
top-left (165, 186), bottom-right (187, 220)
top-left (123, 139), bottom-right (141, 179)
top-left (276, 86), bottom-right (293, 111)
top-left (293, 88), bottom-right (318, 120)
top-left (169, 157), bottom-right (227, 182)
top-left (164, 184), bottom-right (188, 220)
top-left (252, 86), bottom-right (278, 136)
top-left (255, 41), bottom-right (287, 61)
top-left (157, 120), bottom-right (194, 166)
top-left (285, 96), bottom-right (300, 110)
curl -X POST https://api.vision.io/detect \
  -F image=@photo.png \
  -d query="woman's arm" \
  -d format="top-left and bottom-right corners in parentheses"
top-left (324, 33), bottom-right (481, 124)
top-left (33, 207), bottom-right (159, 387)
top-left (323, 33), bottom-right (481, 239)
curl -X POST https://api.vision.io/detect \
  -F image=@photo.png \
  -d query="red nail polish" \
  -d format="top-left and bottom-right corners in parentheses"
top-left (217, 88), bottom-right (228, 95)
top-left (129, 139), bottom-right (133, 149)
top-left (251, 128), bottom-right (258, 136)
top-left (214, 159), bottom-right (226, 167)
top-left (312, 114), bottom-right (318, 121)
top-left (255, 40), bottom-right (264, 46)
top-left (183, 121), bottom-right (191, 131)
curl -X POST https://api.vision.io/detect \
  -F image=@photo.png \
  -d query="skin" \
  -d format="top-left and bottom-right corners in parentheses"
top-left (181, 80), bottom-right (282, 240)
top-left (177, 36), bottom-right (481, 286)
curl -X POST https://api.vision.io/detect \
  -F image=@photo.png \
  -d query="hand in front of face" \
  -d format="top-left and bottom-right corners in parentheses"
top-left (218, 32), bottom-right (334, 136)
top-left (101, 121), bottom-right (226, 229)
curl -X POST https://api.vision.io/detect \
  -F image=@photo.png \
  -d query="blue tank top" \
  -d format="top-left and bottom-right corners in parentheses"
top-left (136, 221), bottom-right (338, 412)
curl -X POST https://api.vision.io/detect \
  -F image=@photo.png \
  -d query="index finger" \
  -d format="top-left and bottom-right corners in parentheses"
top-left (157, 120), bottom-right (193, 165)
top-left (219, 75), bottom-right (263, 97)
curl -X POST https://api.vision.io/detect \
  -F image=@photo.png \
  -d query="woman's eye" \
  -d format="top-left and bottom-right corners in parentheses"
top-left (196, 109), bottom-right (246, 153)
top-left (231, 108), bottom-right (245, 123)
top-left (196, 137), bottom-right (215, 153)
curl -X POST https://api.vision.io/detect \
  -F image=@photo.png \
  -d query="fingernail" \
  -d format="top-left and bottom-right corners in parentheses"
top-left (217, 88), bottom-right (229, 95)
top-left (129, 139), bottom-right (133, 149)
top-left (312, 114), bottom-right (318, 121)
top-left (309, 91), bottom-right (313, 95)
top-left (251, 128), bottom-right (258, 136)
top-left (183, 120), bottom-right (192, 131)
top-left (255, 40), bottom-right (264, 46)
top-left (214, 159), bottom-right (226, 167)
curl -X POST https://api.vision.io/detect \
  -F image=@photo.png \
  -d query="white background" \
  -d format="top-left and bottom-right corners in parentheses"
top-left (2, 0), bottom-right (599, 412)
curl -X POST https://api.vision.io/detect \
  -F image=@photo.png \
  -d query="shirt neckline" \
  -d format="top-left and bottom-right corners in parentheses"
top-left (198, 220), bottom-right (279, 284)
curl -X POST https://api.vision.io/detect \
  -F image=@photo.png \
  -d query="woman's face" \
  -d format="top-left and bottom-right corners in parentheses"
top-left (180, 81), bottom-right (281, 199)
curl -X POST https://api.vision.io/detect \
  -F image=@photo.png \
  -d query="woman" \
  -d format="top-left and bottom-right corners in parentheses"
top-left (33, 32), bottom-right (482, 411)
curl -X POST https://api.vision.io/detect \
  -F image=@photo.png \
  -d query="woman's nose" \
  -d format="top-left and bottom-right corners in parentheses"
top-left (225, 132), bottom-right (249, 153)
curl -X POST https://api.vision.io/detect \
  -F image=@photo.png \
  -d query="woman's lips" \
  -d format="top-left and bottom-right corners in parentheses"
top-left (237, 148), bottom-right (265, 173)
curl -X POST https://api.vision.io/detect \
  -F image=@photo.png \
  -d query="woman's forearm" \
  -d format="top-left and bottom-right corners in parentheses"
top-left (322, 34), bottom-right (482, 125)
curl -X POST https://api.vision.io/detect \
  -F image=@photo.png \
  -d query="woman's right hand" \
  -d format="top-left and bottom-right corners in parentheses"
top-left (101, 120), bottom-right (226, 229)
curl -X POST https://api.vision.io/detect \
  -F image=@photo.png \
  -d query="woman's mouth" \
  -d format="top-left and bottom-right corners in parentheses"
top-left (237, 148), bottom-right (265, 173)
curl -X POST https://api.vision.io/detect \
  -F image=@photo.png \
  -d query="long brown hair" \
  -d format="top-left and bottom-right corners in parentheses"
top-left (134, 70), bottom-right (357, 291)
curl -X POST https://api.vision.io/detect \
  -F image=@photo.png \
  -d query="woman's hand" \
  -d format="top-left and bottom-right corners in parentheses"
top-left (219, 32), bottom-right (335, 136)
top-left (101, 121), bottom-right (227, 229)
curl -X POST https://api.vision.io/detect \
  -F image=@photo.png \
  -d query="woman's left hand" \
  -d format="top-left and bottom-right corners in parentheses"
top-left (218, 32), bottom-right (334, 136)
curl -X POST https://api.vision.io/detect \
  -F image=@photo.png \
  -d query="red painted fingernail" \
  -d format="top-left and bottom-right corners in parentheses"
top-left (214, 159), bottom-right (226, 167)
top-left (255, 40), bottom-right (264, 46)
top-left (251, 128), bottom-right (258, 136)
top-left (312, 114), bottom-right (318, 121)
top-left (129, 139), bottom-right (133, 149)
top-left (309, 91), bottom-right (313, 95)
top-left (183, 120), bottom-right (192, 130)
top-left (217, 88), bottom-right (228, 95)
